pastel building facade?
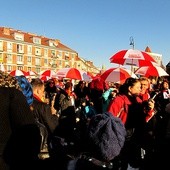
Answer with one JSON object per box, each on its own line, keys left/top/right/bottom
{"left": 0, "top": 27, "right": 100, "bottom": 75}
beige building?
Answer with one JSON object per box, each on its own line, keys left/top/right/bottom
{"left": 145, "top": 46, "right": 163, "bottom": 67}
{"left": 0, "top": 27, "right": 100, "bottom": 75}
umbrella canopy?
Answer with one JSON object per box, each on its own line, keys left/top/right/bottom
{"left": 100, "top": 67, "right": 137, "bottom": 84}
{"left": 79, "top": 70, "right": 92, "bottom": 82}
{"left": 40, "top": 70, "right": 56, "bottom": 78}
{"left": 39, "top": 75, "right": 51, "bottom": 82}
{"left": 135, "top": 65, "right": 169, "bottom": 77}
{"left": 56, "top": 68, "right": 82, "bottom": 80}
{"left": 27, "top": 71, "right": 38, "bottom": 76}
{"left": 10, "top": 70, "right": 28, "bottom": 76}
{"left": 110, "top": 49, "right": 157, "bottom": 67}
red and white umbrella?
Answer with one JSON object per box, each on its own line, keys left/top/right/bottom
{"left": 27, "top": 71, "right": 38, "bottom": 76}
{"left": 110, "top": 49, "right": 157, "bottom": 67}
{"left": 40, "top": 70, "right": 56, "bottom": 78}
{"left": 100, "top": 67, "right": 137, "bottom": 84}
{"left": 79, "top": 70, "right": 92, "bottom": 82}
{"left": 56, "top": 68, "right": 82, "bottom": 80}
{"left": 135, "top": 65, "right": 169, "bottom": 77}
{"left": 40, "top": 75, "right": 51, "bottom": 82}
{"left": 10, "top": 70, "right": 28, "bottom": 76}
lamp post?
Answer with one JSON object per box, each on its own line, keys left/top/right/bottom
{"left": 129, "top": 36, "right": 135, "bottom": 72}
{"left": 129, "top": 36, "right": 135, "bottom": 49}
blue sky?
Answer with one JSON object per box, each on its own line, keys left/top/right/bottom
{"left": 1, "top": 0, "right": 170, "bottom": 69}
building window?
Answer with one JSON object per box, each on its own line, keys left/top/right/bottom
{"left": 44, "top": 49, "right": 48, "bottom": 57}
{"left": 0, "top": 41, "right": 3, "bottom": 51}
{"left": 28, "top": 67, "right": 31, "bottom": 71}
{"left": 57, "top": 51, "right": 62, "bottom": 58}
{"left": 35, "top": 67, "right": 40, "bottom": 73}
{"left": 27, "top": 45, "right": 32, "bottom": 54}
{"left": 0, "top": 53, "right": 3, "bottom": 62}
{"left": 65, "top": 52, "right": 69, "bottom": 60}
{"left": 17, "top": 66, "right": 23, "bottom": 70}
{"left": 7, "top": 65, "right": 12, "bottom": 72}
{"left": 17, "top": 44, "right": 24, "bottom": 53}
{"left": 44, "top": 58, "right": 48, "bottom": 65}
{"left": 6, "top": 54, "right": 12, "bottom": 62}
{"left": 14, "top": 33, "right": 24, "bottom": 41}
{"left": 35, "top": 58, "right": 40, "bottom": 66}
{"left": 33, "top": 37, "right": 41, "bottom": 44}
{"left": 49, "top": 40, "right": 54, "bottom": 47}
{"left": 27, "top": 56, "right": 32, "bottom": 62}
{"left": 17, "top": 55, "right": 23, "bottom": 62}
{"left": 35, "top": 47, "right": 41, "bottom": 55}
{"left": 7, "top": 42, "right": 12, "bottom": 51}
{"left": 51, "top": 50, "right": 56, "bottom": 58}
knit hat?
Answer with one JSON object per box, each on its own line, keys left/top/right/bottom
{"left": 16, "top": 76, "right": 33, "bottom": 106}
{"left": 87, "top": 112, "right": 126, "bottom": 161}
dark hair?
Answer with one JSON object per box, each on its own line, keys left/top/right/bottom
{"left": 119, "top": 77, "right": 139, "bottom": 95}
{"left": 64, "top": 82, "right": 72, "bottom": 90}
{"left": 31, "top": 78, "right": 44, "bottom": 88}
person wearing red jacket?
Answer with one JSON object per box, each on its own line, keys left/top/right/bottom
{"left": 107, "top": 77, "right": 155, "bottom": 170}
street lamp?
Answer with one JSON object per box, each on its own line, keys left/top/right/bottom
{"left": 129, "top": 36, "right": 135, "bottom": 72}
{"left": 129, "top": 36, "right": 135, "bottom": 49}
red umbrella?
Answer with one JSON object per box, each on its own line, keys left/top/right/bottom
{"left": 100, "top": 67, "right": 137, "bottom": 84}
{"left": 110, "top": 49, "right": 157, "bottom": 67}
{"left": 135, "top": 65, "right": 169, "bottom": 77}
{"left": 10, "top": 70, "right": 28, "bottom": 76}
{"left": 40, "top": 70, "right": 56, "bottom": 78}
{"left": 56, "top": 68, "right": 82, "bottom": 80}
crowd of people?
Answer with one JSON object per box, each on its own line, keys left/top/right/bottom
{"left": 0, "top": 70, "right": 170, "bottom": 170}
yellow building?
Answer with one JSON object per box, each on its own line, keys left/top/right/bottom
{"left": 0, "top": 27, "right": 100, "bottom": 75}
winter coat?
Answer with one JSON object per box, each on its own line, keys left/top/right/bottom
{"left": 0, "top": 87, "right": 41, "bottom": 170}
{"left": 32, "top": 97, "right": 59, "bottom": 134}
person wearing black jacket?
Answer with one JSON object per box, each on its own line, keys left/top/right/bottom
{"left": 0, "top": 71, "right": 41, "bottom": 170}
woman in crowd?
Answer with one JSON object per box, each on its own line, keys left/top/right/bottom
{"left": 107, "top": 77, "right": 155, "bottom": 170}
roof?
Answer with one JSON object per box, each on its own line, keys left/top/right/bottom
{"left": 0, "top": 27, "right": 77, "bottom": 53}
{"left": 145, "top": 46, "right": 152, "bottom": 53}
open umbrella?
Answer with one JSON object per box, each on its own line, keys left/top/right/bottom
{"left": 100, "top": 67, "right": 137, "bottom": 84}
{"left": 40, "top": 70, "right": 56, "bottom": 78}
{"left": 135, "top": 65, "right": 169, "bottom": 77}
{"left": 27, "top": 71, "right": 38, "bottom": 77}
{"left": 40, "top": 75, "right": 51, "bottom": 82}
{"left": 10, "top": 70, "right": 28, "bottom": 76}
{"left": 110, "top": 49, "right": 157, "bottom": 67}
{"left": 79, "top": 70, "right": 92, "bottom": 82}
{"left": 56, "top": 68, "right": 82, "bottom": 80}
